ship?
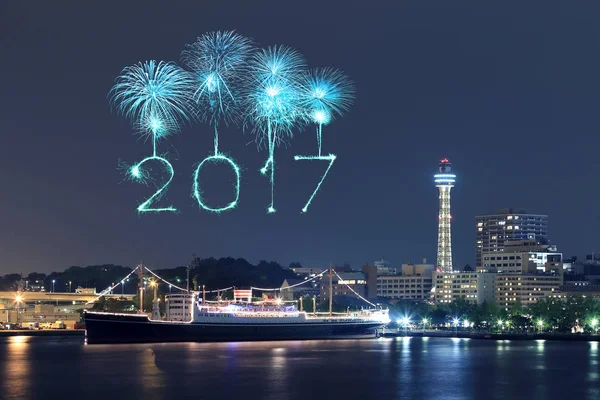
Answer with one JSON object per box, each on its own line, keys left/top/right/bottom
{"left": 84, "top": 293, "right": 390, "bottom": 344}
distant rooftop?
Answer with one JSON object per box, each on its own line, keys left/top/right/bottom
{"left": 479, "top": 208, "right": 547, "bottom": 216}
{"left": 496, "top": 208, "right": 545, "bottom": 215}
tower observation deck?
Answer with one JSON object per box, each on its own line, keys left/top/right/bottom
{"left": 434, "top": 158, "right": 456, "bottom": 273}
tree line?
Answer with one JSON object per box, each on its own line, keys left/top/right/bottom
{"left": 1, "top": 257, "right": 300, "bottom": 294}
{"left": 388, "top": 296, "right": 600, "bottom": 333}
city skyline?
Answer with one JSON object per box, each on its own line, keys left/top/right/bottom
{"left": 2, "top": 1, "right": 600, "bottom": 274}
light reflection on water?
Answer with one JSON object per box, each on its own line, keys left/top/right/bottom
{"left": 268, "top": 348, "right": 289, "bottom": 400}
{"left": 0, "top": 337, "right": 599, "bottom": 400}
{"left": 589, "top": 341, "right": 600, "bottom": 399}
{"left": 3, "top": 336, "right": 32, "bottom": 399}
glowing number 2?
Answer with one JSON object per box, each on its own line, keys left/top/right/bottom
{"left": 132, "top": 156, "right": 177, "bottom": 213}
{"left": 294, "top": 154, "right": 337, "bottom": 213}
{"left": 193, "top": 154, "right": 241, "bottom": 213}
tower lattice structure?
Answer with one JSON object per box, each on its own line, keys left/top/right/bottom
{"left": 434, "top": 159, "right": 456, "bottom": 273}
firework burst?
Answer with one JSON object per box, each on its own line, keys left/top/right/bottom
{"left": 299, "top": 67, "right": 354, "bottom": 155}
{"left": 245, "top": 45, "right": 306, "bottom": 148}
{"left": 182, "top": 31, "right": 253, "bottom": 132}
{"left": 245, "top": 45, "right": 306, "bottom": 213}
{"left": 134, "top": 112, "right": 179, "bottom": 143}
{"left": 110, "top": 60, "right": 194, "bottom": 154}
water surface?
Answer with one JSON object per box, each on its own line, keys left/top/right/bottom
{"left": 0, "top": 336, "right": 598, "bottom": 399}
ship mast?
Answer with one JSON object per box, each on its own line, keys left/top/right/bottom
{"left": 186, "top": 265, "right": 190, "bottom": 294}
{"left": 137, "top": 263, "right": 144, "bottom": 313}
{"left": 329, "top": 263, "right": 333, "bottom": 318}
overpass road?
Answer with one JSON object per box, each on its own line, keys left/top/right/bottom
{"left": 0, "top": 291, "right": 135, "bottom": 303}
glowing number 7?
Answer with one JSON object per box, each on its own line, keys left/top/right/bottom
{"left": 293, "top": 154, "right": 337, "bottom": 213}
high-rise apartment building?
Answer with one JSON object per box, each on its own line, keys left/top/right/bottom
{"left": 475, "top": 208, "right": 548, "bottom": 267}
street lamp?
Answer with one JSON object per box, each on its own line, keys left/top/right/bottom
{"left": 69, "top": 281, "right": 72, "bottom": 292}
{"left": 398, "top": 316, "right": 410, "bottom": 335}
{"left": 149, "top": 280, "right": 158, "bottom": 301}
{"left": 52, "top": 280, "right": 55, "bottom": 293}
{"left": 537, "top": 319, "right": 544, "bottom": 334}
{"left": 591, "top": 318, "right": 598, "bottom": 334}
{"left": 453, "top": 318, "right": 460, "bottom": 335}
{"left": 15, "top": 294, "right": 23, "bottom": 327}
{"left": 497, "top": 319, "right": 503, "bottom": 332}
{"left": 422, "top": 317, "right": 428, "bottom": 332}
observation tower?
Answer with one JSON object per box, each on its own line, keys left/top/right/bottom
{"left": 434, "top": 158, "right": 456, "bottom": 273}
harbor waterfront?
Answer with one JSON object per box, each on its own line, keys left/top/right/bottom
{"left": 3, "top": 329, "right": 600, "bottom": 342}
{"left": 382, "top": 330, "right": 600, "bottom": 342}
{"left": 1, "top": 336, "right": 599, "bottom": 400}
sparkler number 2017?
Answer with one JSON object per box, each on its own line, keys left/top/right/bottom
{"left": 110, "top": 31, "right": 354, "bottom": 214}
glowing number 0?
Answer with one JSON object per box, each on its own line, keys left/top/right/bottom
{"left": 131, "top": 156, "right": 177, "bottom": 213}
{"left": 193, "top": 154, "right": 241, "bottom": 213}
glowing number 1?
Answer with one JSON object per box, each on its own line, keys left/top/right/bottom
{"left": 293, "top": 154, "right": 337, "bottom": 213}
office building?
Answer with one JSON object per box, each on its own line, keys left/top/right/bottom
{"left": 319, "top": 272, "right": 367, "bottom": 301}
{"left": 560, "top": 282, "right": 600, "bottom": 298}
{"left": 433, "top": 272, "right": 496, "bottom": 304}
{"left": 481, "top": 239, "right": 562, "bottom": 273}
{"left": 495, "top": 273, "right": 564, "bottom": 310}
{"left": 475, "top": 208, "right": 548, "bottom": 267}
{"left": 375, "top": 260, "right": 435, "bottom": 300}
{"left": 376, "top": 276, "right": 433, "bottom": 300}
{"left": 374, "top": 259, "right": 397, "bottom": 275}
{"left": 288, "top": 267, "right": 324, "bottom": 277}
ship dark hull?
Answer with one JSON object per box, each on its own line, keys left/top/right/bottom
{"left": 84, "top": 312, "right": 384, "bottom": 344}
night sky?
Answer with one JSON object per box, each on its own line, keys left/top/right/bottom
{"left": 2, "top": 1, "right": 600, "bottom": 275}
